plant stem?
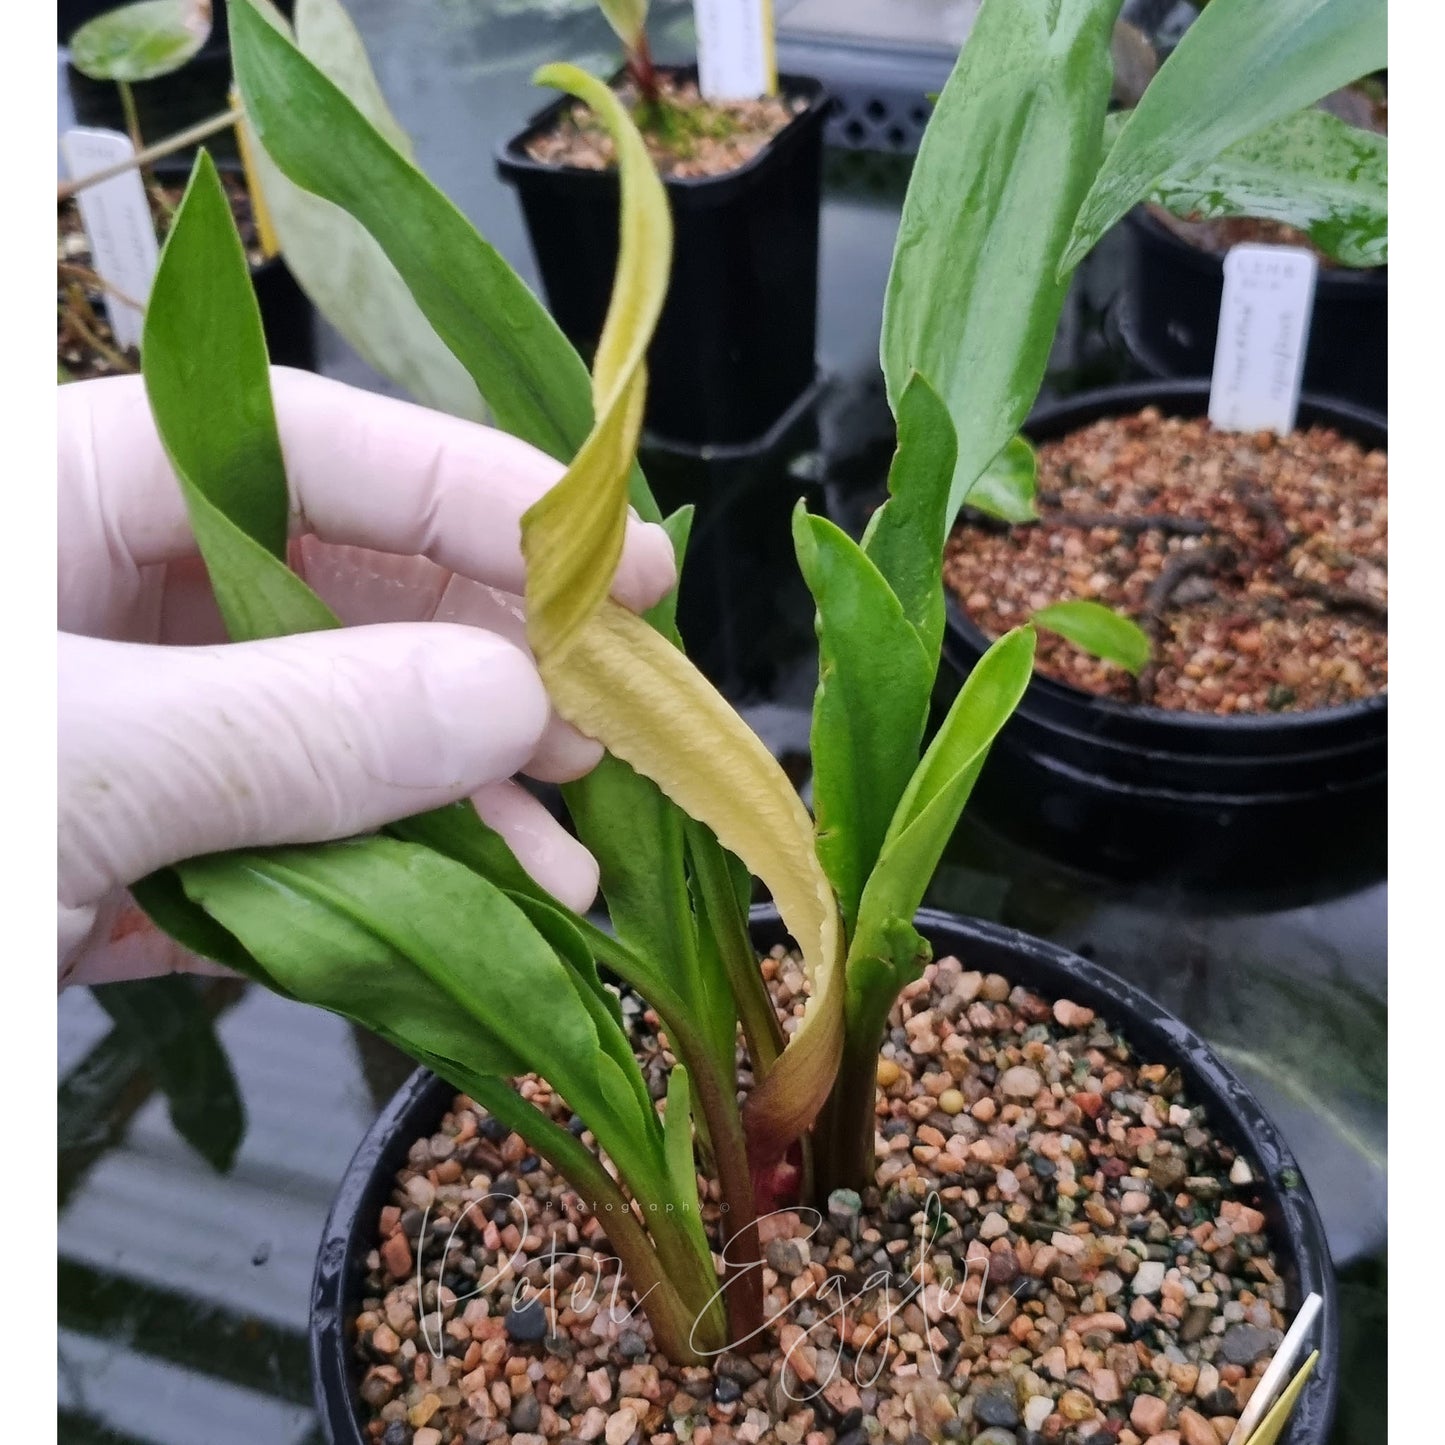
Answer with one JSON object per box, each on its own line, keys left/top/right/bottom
{"left": 686, "top": 833, "right": 785, "bottom": 1080}
{"left": 58, "top": 107, "right": 242, "bottom": 202}
{"left": 116, "top": 80, "right": 144, "bottom": 154}
{"left": 809, "top": 1009, "right": 886, "bottom": 1204}
{"left": 627, "top": 32, "right": 662, "bottom": 111}
{"left": 680, "top": 1045, "right": 765, "bottom": 1344}
{"left": 460, "top": 1072, "right": 728, "bottom": 1360}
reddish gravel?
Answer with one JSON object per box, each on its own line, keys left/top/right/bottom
{"left": 944, "top": 407, "right": 1387, "bottom": 715}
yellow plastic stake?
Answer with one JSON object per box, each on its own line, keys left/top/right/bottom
{"left": 761, "top": 0, "right": 778, "bottom": 95}
{"left": 1237, "top": 1351, "right": 1319, "bottom": 1445}
{"left": 230, "top": 86, "right": 281, "bottom": 260}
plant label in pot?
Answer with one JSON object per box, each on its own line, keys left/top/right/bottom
{"left": 695, "top": 0, "right": 774, "bottom": 98}
{"left": 1209, "top": 244, "right": 1319, "bottom": 434}
{"left": 60, "top": 127, "right": 159, "bottom": 349}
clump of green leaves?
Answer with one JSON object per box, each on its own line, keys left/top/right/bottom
{"left": 133, "top": 0, "right": 1383, "bottom": 1373}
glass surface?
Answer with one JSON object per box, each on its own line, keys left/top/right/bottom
{"left": 58, "top": 2, "right": 1385, "bottom": 1440}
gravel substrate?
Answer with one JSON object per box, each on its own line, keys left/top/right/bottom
{"left": 944, "top": 407, "right": 1387, "bottom": 715}
{"left": 351, "top": 949, "right": 1296, "bottom": 1445}
{"left": 524, "top": 75, "right": 804, "bottom": 179}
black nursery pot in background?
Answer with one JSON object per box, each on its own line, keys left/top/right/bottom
{"left": 62, "top": 1, "right": 297, "bottom": 146}
{"left": 309, "top": 907, "right": 1338, "bottom": 1445}
{"left": 941, "top": 380, "right": 1386, "bottom": 889}
{"left": 1122, "top": 207, "right": 1388, "bottom": 414}
{"left": 497, "top": 69, "right": 828, "bottom": 454}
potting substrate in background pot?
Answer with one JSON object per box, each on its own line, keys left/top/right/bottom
{"left": 58, "top": 155, "right": 318, "bottom": 375}
{"left": 939, "top": 380, "right": 1386, "bottom": 889}
{"left": 497, "top": 69, "right": 828, "bottom": 455}
{"left": 1120, "top": 206, "right": 1387, "bottom": 415}
{"left": 310, "top": 907, "right": 1338, "bottom": 1445}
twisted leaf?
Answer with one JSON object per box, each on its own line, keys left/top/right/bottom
{"left": 521, "top": 62, "right": 672, "bottom": 667}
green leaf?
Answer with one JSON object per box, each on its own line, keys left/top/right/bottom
{"left": 860, "top": 371, "right": 958, "bottom": 657}
{"left": 882, "top": 0, "right": 1119, "bottom": 518}
{"left": 850, "top": 626, "right": 1037, "bottom": 995}
{"left": 644, "top": 506, "right": 693, "bottom": 639}
{"left": 230, "top": 0, "right": 595, "bottom": 461}
{"left": 598, "top": 0, "right": 649, "bottom": 49}
{"left": 176, "top": 838, "right": 672, "bottom": 1200}
{"left": 794, "top": 507, "right": 933, "bottom": 933}
{"left": 1031, "top": 599, "right": 1150, "bottom": 675}
{"left": 1126, "top": 105, "right": 1387, "bottom": 268}
{"left": 660, "top": 1065, "right": 716, "bottom": 1291}
{"left": 387, "top": 801, "right": 542, "bottom": 900}
{"left": 69, "top": 0, "right": 211, "bottom": 83}
{"left": 244, "top": 0, "right": 489, "bottom": 419}
{"left": 564, "top": 756, "right": 700, "bottom": 1007}
{"left": 142, "top": 150, "right": 339, "bottom": 640}
{"left": 684, "top": 819, "right": 769, "bottom": 1071}
{"left": 91, "top": 976, "right": 246, "bottom": 1173}
{"left": 1063, "top": 0, "right": 1388, "bottom": 268}
{"left": 967, "top": 434, "right": 1039, "bottom": 525}
{"left": 130, "top": 868, "right": 279, "bottom": 990}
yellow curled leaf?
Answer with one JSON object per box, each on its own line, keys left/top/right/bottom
{"left": 522, "top": 62, "right": 672, "bottom": 667}
{"left": 543, "top": 600, "right": 845, "bottom": 1161}
{"left": 519, "top": 64, "right": 844, "bottom": 1161}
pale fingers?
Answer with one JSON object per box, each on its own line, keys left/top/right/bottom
{"left": 470, "top": 780, "right": 600, "bottom": 915}
{"left": 57, "top": 371, "right": 676, "bottom": 639}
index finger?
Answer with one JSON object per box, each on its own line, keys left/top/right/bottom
{"left": 58, "top": 369, "right": 677, "bottom": 636}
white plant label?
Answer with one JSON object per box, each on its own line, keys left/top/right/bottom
{"left": 1208, "top": 243, "right": 1318, "bottom": 434}
{"left": 60, "top": 128, "right": 159, "bottom": 353}
{"left": 696, "top": 0, "right": 776, "bottom": 101}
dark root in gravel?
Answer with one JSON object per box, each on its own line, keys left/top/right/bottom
{"left": 945, "top": 406, "right": 1387, "bottom": 716}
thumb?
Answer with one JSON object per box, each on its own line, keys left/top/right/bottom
{"left": 59, "top": 625, "right": 551, "bottom": 918}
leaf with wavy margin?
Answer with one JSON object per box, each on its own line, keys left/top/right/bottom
{"left": 521, "top": 62, "right": 672, "bottom": 667}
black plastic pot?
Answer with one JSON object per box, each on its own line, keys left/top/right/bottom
{"left": 310, "top": 906, "right": 1338, "bottom": 1445}
{"left": 1121, "top": 206, "right": 1387, "bottom": 414}
{"left": 62, "top": 2, "right": 296, "bottom": 145}
{"left": 942, "top": 379, "right": 1386, "bottom": 887}
{"left": 497, "top": 68, "right": 827, "bottom": 454}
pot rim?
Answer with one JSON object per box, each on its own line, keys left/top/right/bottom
{"left": 495, "top": 63, "right": 830, "bottom": 192}
{"left": 1124, "top": 204, "right": 1388, "bottom": 290}
{"left": 309, "top": 906, "right": 1339, "bottom": 1445}
{"left": 946, "top": 378, "right": 1387, "bottom": 738}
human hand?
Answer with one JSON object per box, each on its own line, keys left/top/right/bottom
{"left": 59, "top": 368, "right": 676, "bottom": 988}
